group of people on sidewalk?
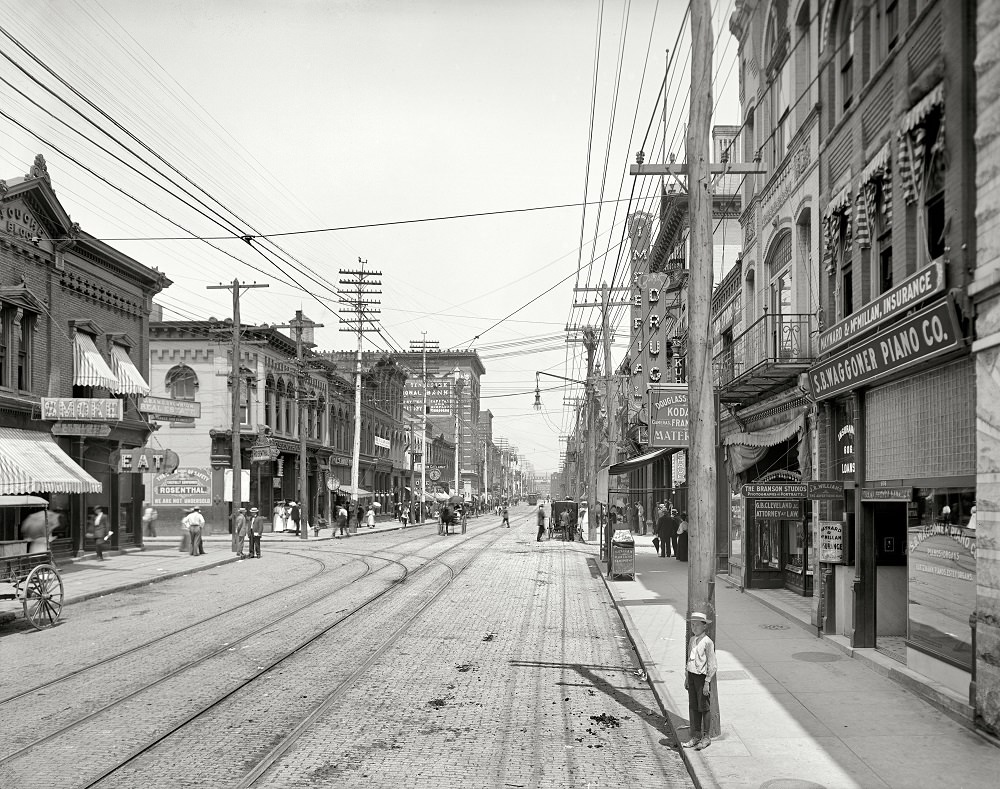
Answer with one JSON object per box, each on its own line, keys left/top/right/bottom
{"left": 234, "top": 507, "right": 266, "bottom": 559}
{"left": 653, "top": 503, "right": 688, "bottom": 561}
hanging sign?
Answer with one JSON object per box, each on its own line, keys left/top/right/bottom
{"left": 51, "top": 422, "right": 111, "bottom": 437}
{"left": 111, "top": 448, "right": 179, "bottom": 474}
{"left": 42, "top": 397, "right": 122, "bottom": 421}
{"left": 807, "top": 480, "right": 844, "bottom": 499}
{"left": 137, "top": 396, "right": 201, "bottom": 420}
{"left": 753, "top": 499, "right": 803, "bottom": 520}
{"left": 647, "top": 384, "right": 689, "bottom": 448}
{"left": 742, "top": 482, "right": 808, "bottom": 498}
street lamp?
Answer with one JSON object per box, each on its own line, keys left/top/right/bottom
{"left": 533, "top": 371, "right": 587, "bottom": 411}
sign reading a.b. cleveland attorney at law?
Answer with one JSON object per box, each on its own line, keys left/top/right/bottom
{"left": 818, "top": 259, "right": 944, "bottom": 355}
{"left": 808, "top": 297, "right": 963, "bottom": 401}
{"left": 648, "top": 385, "right": 689, "bottom": 448}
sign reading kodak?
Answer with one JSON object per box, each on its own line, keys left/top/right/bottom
{"left": 808, "top": 297, "right": 963, "bottom": 401}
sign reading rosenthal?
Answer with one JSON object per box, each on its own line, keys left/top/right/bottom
{"left": 42, "top": 397, "right": 123, "bottom": 421}
{"left": 808, "top": 297, "right": 962, "bottom": 401}
{"left": 648, "top": 384, "right": 689, "bottom": 448}
{"left": 818, "top": 259, "right": 944, "bottom": 355}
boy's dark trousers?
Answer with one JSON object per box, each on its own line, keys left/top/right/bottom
{"left": 686, "top": 671, "right": 710, "bottom": 740}
{"left": 249, "top": 534, "right": 261, "bottom": 558}
{"left": 537, "top": 522, "right": 545, "bottom": 541}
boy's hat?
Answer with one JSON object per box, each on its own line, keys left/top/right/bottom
{"left": 250, "top": 507, "right": 259, "bottom": 513}
{"left": 688, "top": 611, "right": 711, "bottom": 624}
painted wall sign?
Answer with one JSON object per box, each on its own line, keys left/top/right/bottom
{"left": 817, "top": 259, "right": 944, "bottom": 354}
{"left": 807, "top": 480, "right": 845, "bottom": 500}
{"left": 819, "top": 520, "right": 846, "bottom": 563}
{"left": 861, "top": 487, "right": 912, "bottom": 501}
{"left": 137, "top": 395, "right": 201, "bottom": 420}
{"left": 753, "top": 499, "right": 803, "bottom": 520}
{"left": 42, "top": 397, "right": 122, "bottom": 421}
{"left": 808, "top": 297, "right": 963, "bottom": 401}
{"left": 151, "top": 467, "right": 212, "bottom": 506}
{"left": 647, "top": 384, "right": 689, "bottom": 448}
{"left": 741, "top": 482, "right": 808, "bottom": 498}
{"left": 111, "top": 448, "right": 179, "bottom": 474}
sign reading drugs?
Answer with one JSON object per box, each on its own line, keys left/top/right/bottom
{"left": 647, "top": 385, "right": 689, "bottom": 448}
{"left": 808, "top": 298, "right": 963, "bottom": 401}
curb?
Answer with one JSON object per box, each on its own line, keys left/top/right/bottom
{"left": 589, "top": 557, "right": 712, "bottom": 789}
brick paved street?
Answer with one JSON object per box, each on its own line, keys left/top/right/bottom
{"left": 0, "top": 514, "right": 692, "bottom": 788}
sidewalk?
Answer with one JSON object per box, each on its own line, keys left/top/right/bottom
{"left": 598, "top": 534, "right": 1000, "bottom": 789}
{"left": 0, "top": 516, "right": 438, "bottom": 626}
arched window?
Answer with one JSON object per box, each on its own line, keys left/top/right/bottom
{"left": 166, "top": 365, "right": 198, "bottom": 400}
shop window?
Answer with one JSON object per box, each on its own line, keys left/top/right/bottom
{"left": 16, "top": 312, "right": 33, "bottom": 390}
{"left": 0, "top": 308, "right": 8, "bottom": 388}
{"left": 757, "top": 520, "right": 781, "bottom": 569}
{"left": 166, "top": 365, "right": 198, "bottom": 400}
{"left": 879, "top": 234, "right": 893, "bottom": 294}
{"left": 837, "top": 0, "right": 856, "bottom": 115}
{"left": 886, "top": 0, "right": 899, "bottom": 50}
{"left": 842, "top": 262, "right": 854, "bottom": 316}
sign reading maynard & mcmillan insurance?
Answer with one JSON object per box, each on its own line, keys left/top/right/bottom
{"left": 808, "top": 297, "right": 963, "bottom": 401}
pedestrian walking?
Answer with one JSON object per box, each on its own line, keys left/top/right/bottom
{"left": 400, "top": 505, "right": 409, "bottom": 528}
{"left": 235, "top": 507, "right": 248, "bottom": 559}
{"left": 668, "top": 507, "right": 681, "bottom": 556}
{"left": 536, "top": 504, "right": 545, "bottom": 541}
{"left": 366, "top": 505, "right": 376, "bottom": 529}
{"left": 636, "top": 501, "right": 645, "bottom": 535}
{"left": 654, "top": 504, "right": 674, "bottom": 557}
{"left": 272, "top": 502, "right": 284, "bottom": 533}
{"left": 682, "top": 612, "right": 717, "bottom": 751}
{"left": 184, "top": 506, "right": 206, "bottom": 556}
{"left": 142, "top": 503, "right": 158, "bottom": 538}
{"left": 289, "top": 501, "right": 301, "bottom": 536}
{"left": 336, "top": 504, "right": 349, "bottom": 537}
{"left": 501, "top": 504, "right": 510, "bottom": 528}
{"left": 92, "top": 506, "right": 110, "bottom": 562}
{"left": 356, "top": 505, "right": 365, "bottom": 531}
{"left": 558, "top": 508, "right": 570, "bottom": 541}
{"left": 179, "top": 511, "right": 191, "bottom": 553}
{"left": 248, "top": 507, "right": 264, "bottom": 558}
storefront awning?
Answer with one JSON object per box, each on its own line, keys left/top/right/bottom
{"left": 110, "top": 345, "right": 151, "bottom": 396}
{"left": 722, "top": 410, "right": 810, "bottom": 493}
{"left": 606, "top": 446, "right": 672, "bottom": 476}
{"left": 338, "top": 485, "right": 372, "bottom": 498}
{"left": 73, "top": 332, "right": 118, "bottom": 390}
{"left": 0, "top": 427, "right": 102, "bottom": 495}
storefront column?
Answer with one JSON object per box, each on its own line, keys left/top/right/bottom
{"left": 851, "top": 389, "right": 876, "bottom": 648}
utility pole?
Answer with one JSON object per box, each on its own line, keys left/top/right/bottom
{"left": 272, "top": 311, "right": 324, "bottom": 540}
{"left": 338, "top": 260, "right": 381, "bottom": 522}
{"left": 207, "top": 279, "right": 268, "bottom": 552}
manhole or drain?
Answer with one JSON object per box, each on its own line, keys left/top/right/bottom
{"left": 760, "top": 624, "right": 790, "bottom": 630}
{"left": 760, "top": 780, "right": 828, "bottom": 789}
{"left": 791, "top": 651, "right": 841, "bottom": 663}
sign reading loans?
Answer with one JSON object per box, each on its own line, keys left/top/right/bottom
{"left": 647, "top": 385, "right": 689, "bottom": 448}
{"left": 807, "top": 297, "right": 963, "bottom": 401}
{"left": 817, "top": 259, "right": 944, "bottom": 354}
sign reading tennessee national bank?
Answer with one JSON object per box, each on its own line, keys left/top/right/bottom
{"left": 808, "top": 297, "right": 962, "bottom": 401}
{"left": 817, "top": 259, "right": 944, "bottom": 355}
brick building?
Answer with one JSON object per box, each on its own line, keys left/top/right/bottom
{"left": 0, "top": 156, "right": 169, "bottom": 556}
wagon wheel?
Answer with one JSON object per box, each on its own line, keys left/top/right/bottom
{"left": 22, "top": 564, "right": 64, "bottom": 630}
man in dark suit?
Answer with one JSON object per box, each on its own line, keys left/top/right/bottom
{"left": 289, "top": 501, "right": 301, "bottom": 536}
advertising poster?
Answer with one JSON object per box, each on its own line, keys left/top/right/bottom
{"left": 152, "top": 467, "right": 213, "bottom": 507}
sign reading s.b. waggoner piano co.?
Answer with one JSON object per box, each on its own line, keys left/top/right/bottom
{"left": 808, "top": 298, "right": 963, "bottom": 401}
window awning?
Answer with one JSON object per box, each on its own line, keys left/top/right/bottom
{"left": 0, "top": 427, "right": 102, "bottom": 495}
{"left": 73, "top": 333, "right": 118, "bottom": 390}
{"left": 606, "top": 446, "right": 673, "bottom": 476}
{"left": 338, "top": 485, "right": 372, "bottom": 497}
{"left": 110, "top": 345, "right": 151, "bottom": 396}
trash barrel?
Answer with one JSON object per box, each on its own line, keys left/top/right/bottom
{"left": 610, "top": 530, "right": 635, "bottom": 580}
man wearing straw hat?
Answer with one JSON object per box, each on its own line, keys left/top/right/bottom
{"left": 248, "top": 507, "right": 264, "bottom": 558}
{"left": 682, "top": 611, "right": 717, "bottom": 751}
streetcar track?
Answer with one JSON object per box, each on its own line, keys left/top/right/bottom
{"left": 79, "top": 519, "right": 513, "bottom": 789}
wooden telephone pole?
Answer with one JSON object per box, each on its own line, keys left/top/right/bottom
{"left": 338, "top": 260, "right": 381, "bottom": 520}
{"left": 207, "top": 279, "right": 268, "bottom": 551}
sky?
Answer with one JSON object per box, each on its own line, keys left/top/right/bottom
{"left": 0, "top": 0, "right": 740, "bottom": 474}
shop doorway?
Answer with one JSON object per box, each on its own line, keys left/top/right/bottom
{"left": 872, "top": 502, "right": 908, "bottom": 663}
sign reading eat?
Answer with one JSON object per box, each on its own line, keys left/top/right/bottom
{"left": 111, "top": 448, "right": 180, "bottom": 474}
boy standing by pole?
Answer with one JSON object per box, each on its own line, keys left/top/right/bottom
{"left": 248, "top": 507, "right": 264, "bottom": 558}
{"left": 682, "top": 612, "right": 717, "bottom": 750}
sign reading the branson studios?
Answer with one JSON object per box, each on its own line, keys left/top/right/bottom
{"left": 817, "top": 259, "right": 944, "bottom": 355}
{"left": 647, "top": 385, "right": 689, "bottom": 448}
{"left": 808, "top": 298, "right": 963, "bottom": 401}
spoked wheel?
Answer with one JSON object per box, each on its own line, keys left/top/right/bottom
{"left": 22, "top": 564, "right": 64, "bottom": 630}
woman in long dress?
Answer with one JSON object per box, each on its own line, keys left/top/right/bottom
{"left": 272, "top": 502, "right": 284, "bottom": 533}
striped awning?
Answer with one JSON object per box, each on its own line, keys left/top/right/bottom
{"left": 0, "top": 427, "right": 102, "bottom": 495}
{"left": 110, "top": 345, "right": 151, "bottom": 396}
{"left": 73, "top": 332, "right": 117, "bottom": 390}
